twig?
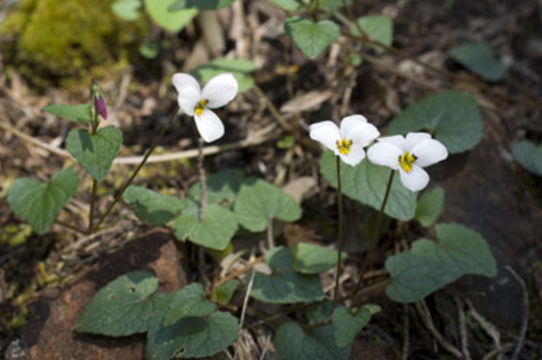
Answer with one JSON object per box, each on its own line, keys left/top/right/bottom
{"left": 88, "top": 179, "right": 98, "bottom": 233}
{"left": 215, "top": 255, "right": 265, "bottom": 287}
{"left": 506, "top": 265, "right": 529, "bottom": 360}
{"left": 266, "top": 217, "right": 275, "bottom": 249}
{"left": 252, "top": 85, "right": 292, "bottom": 132}
{"left": 455, "top": 296, "right": 471, "bottom": 360}
{"left": 482, "top": 344, "right": 516, "bottom": 360}
{"left": 466, "top": 299, "right": 503, "bottom": 360}
{"left": 233, "top": 270, "right": 256, "bottom": 360}
{"left": 415, "top": 300, "right": 463, "bottom": 358}
{"left": 402, "top": 304, "right": 410, "bottom": 360}
{"left": 53, "top": 220, "right": 86, "bottom": 235}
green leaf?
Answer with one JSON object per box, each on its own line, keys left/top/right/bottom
{"left": 274, "top": 322, "right": 351, "bottom": 359}
{"left": 168, "top": 0, "right": 235, "bottom": 10}
{"left": 76, "top": 271, "right": 158, "bottom": 336}
{"left": 170, "top": 204, "right": 238, "bottom": 250}
{"left": 319, "top": 151, "right": 417, "bottom": 220}
{"left": 291, "top": 242, "right": 346, "bottom": 274}
{"left": 147, "top": 309, "right": 239, "bottom": 360}
{"left": 144, "top": 0, "right": 198, "bottom": 32}
{"left": 271, "top": 0, "right": 301, "bottom": 11}
{"left": 234, "top": 179, "right": 302, "bottom": 232}
{"left": 65, "top": 126, "right": 122, "bottom": 181}
{"left": 356, "top": 15, "right": 393, "bottom": 53}
{"left": 386, "top": 223, "right": 497, "bottom": 303}
{"left": 139, "top": 39, "right": 160, "bottom": 59}
{"left": 212, "top": 279, "right": 239, "bottom": 305}
{"left": 306, "top": 301, "right": 333, "bottom": 325}
{"left": 448, "top": 43, "right": 505, "bottom": 82}
{"left": 192, "top": 58, "right": 257, "bottom": 93}
{"left": 112, "top": 0, "right": 142, "bottom": 21}
{"left": 284, "top": 17, "right": 340, "bottom": 59}
{"left": 123, "top": 185, "right": 187, "bottom": 226}
{"left": 415, "top": 187, "right": 445, "bottom": 227}
{"left": 332, "top": 304, "right": 380, "bottom": 347}
{"left": 7, "top": 169, "right": 79, "bottom": 235}
{"left": 163, "top": 284, "right": 216, "bottom": 326}
{"left": 188, "top": 169, "right": 244, "bottom": 208}
{"left": 42, "top": 104, "right": 92, "bottom": 125}
{"left": 250, "top": 247, "right": 323, "bottom": 304}
{"left": 387, "top": 90, "right": 483, "bottom": 154}
{"left": 512, "top": 140, "right": 542, "bottom": 176}
{"left": 318, "top": 0, "right": 351, "bottom": 12}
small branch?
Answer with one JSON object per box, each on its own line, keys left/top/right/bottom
{"left": 266, "top": 217, "right": 275, "bottom": 249}
{"left": 506, "top": 266, "right": 528, "bottom": 360}
{"left": 215, "top": 255, "right": 265, "bottom": 287}
{"left": 54, "top": 219, "right": 86, "bottom": 235}
{"left": 232, "top": 270, "right": 256, "bottom": 360}
{"left": 415, "top": 300, "right": 463, "bottom": 358}
{"left": 252, "top": 85, "right": 293, "bottom": 133}
{"left": 466, "top": 299, "right": 503, "bottom": 360}
{"left": 455, "top": 296, "right": 471, "bottom": 360}
{"left": 402, "top": 304, "right": 410, "bottom": 360}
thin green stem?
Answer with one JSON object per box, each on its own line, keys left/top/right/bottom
{"left": 88, "top": 179, "right": 98, "bottom": 233}
{"left": 333, "top": 156, "right": 344, "bottom": 303}
{"left": 92, "top": 109, "right": 178, "bottom": 231}
{"left": 197, "top": 137, "right": 207, "bottom": 220}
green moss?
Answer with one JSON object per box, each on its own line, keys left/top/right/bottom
{"left": 0, "top": 0, "right": 149, "bottom": 89}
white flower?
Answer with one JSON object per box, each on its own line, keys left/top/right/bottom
{"left": 367, "top": 132, "right": 448, "bottom": 192}
{"left": 172, "top": 72, "right": 238, "bottom": 143}
{"left": 309, "top": 115, "right": 380, "bottom": 166}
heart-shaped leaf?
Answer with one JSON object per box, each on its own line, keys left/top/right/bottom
{"left": 387, "top": 90, "right": 483, "bottom": 154}
{"left": 415, "top": 187, "right": 445, "bottom": 227}
{"left": 284, "top": 17, "right": 340, "bottom": 59}
{"left": 192, "top": 58, "right": 257, "bottom": 93}
{"left": 274, "top": 322, "right": 351, "bottom": 359}
{"left": 112, "top": 0, "right": 142, "bottom": 21}
{"left": 356, "top": 15, "right": 393, "bottom": 53}
{"left": 162, "top": 283, "right": 216, "bottom": 326}
{"left": 319, "top": 151, "right": 417, "bottom": 220}
{"left": 448, "top": 43, "right": 505, "bottom": 82}
{"left": 271, "top": 0, "right": 301, "bottom": 11}
{"left": 170, "top": 204, "right": 238, "bottom": 250}
{"left": 386, "top": 223, "right": 497, "bottom": 303}
{"left": 212, "top": 279, "right": 239, "bottom": 305}
{"left": 7, "top": 169, "right": 79, "bottom": 235}
{"left": 76, "top": 271, "right": 158, "bottom": 336}
{"left": 251, "top": 247, "right": 323, "bottom": 304}
{"left": 512, "top": 140, "right": 542, "bottom": 176}
{"left": 65, "top": 125, "right": 122, "bottom": 181}
{"left": 144, "top": 0, "right": 197, "bottom": 32}
{"left": 188, "top": 169, "right": 245, "bottom": 208}
{"left": 332, "top": 304, "right": 380, "bottom": 347}
{"left": 42, "top": 104, "right": 92, "bottom": 125}
{"left": 234, "top": 179, "right": 301, "bottom": 232}
{"left": 291, "top": 242, "right": 347, "bottom": 274}
{"left": 123, "top": 185, "right": 188, "bottom": 226}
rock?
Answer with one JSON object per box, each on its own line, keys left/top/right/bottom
{"left": 20, "top": 230, "right": 187, "bottom": 360}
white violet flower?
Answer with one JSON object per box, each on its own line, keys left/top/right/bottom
{"left": 309, "top": 115, "right": 380, "bottom": 166}
{"left": 172, "top": 72, "right": 238, "bottom": 143}
{"left": 367, "top": 132, "right": 448, "bottom": 192}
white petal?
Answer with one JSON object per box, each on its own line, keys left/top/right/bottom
{"left": 399, "top": 165, "right": 429, "bottom": 192}
{"left": 412, "top": 139, "right": 448, "bottom": 167}
{"left": 378, "top": 135, "right": 406, "bottom": 149}
{"left": 201, "top": 73, "right": 239, "bottom": 108}
{"left": 309, "top": 121, "right": 341, "bottom": 151}
{"left": 195, "top": 109, "right": 225, "bottom": 143}
{"left": 340, "top": 115, "right": 380, "bottom": 147}
{"left": 403, "top": 132, "right": 432, "bottom": 152}
{"left": 367, "top": 142, "right": 402, "bottom": 170}
{"left": 172, "top": 73, "right": 201, "bottom": 94}
{"left": 177, "top": 87, "right": 201, "bottom": 116}
{"left": 339, "top": 144, "right": 366, "bottom": 166}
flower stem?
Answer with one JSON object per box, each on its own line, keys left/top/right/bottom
{"left": 333, "top": 156, "right": 344, "bottom": 303}
{"left": 267, "top": 216, "right": 275, "bottom": 249}
{"left": 197, "top": 137, "right": 207, "bottom": 220}
{"left": 91, "top": 109, "right": 178, "bottom": 232}
{"left": 87, "top": 179, "right": 98, "bottom": 233}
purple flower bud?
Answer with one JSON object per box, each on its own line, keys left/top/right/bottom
{"left": 93, "top": 95, "right": 107, "bottom": 120}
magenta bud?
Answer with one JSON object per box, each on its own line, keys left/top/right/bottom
{"left": 94, "top": 95, "right": 107, "bottom": 120}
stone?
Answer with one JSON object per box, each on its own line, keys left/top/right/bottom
{"left": 20, "top": 230, "right": 186, "bottom": 360}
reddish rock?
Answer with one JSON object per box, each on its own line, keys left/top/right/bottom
{"left": 19, "top": 231, "right": 187, "bottom": 360}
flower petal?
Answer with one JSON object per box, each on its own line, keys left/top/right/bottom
{"left": 177, "top": 87, "right": 201, "bottom": 116}
{"left": 403, "top": 132, "right": 432, "bottom": 152}
{"left": 399, "top": 165, "right": 429, "bottom": 192}
{"left": 378, "top": 135, "right": 405, "bottom": 149}
{"left": 339, "top": 144, "right": 366, "bottom": 166}
{"left": 172, "top": 73, "right": 201, "bottom": 94}
{"left": 412, "top": 139, "right": 448, "bottom": 167}
{"left": 201, "top": 73, "right": 239, "bottom": 108}
{"left": 195, "top": 109, "right": 225, "bottom": 143}
{"left": 367, "top": 141, "right": 402, "bottom": 170}
{"left": 309, "top": 121, "right": 340, "bottom": 151}
{"left": 340, "top": 115, "right": 380, "bottom": 147}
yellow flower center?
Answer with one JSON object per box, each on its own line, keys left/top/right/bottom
{"left": 336, "top": 138, "right": 352, "bottom": 155}
{"left": 194, "top": 99, "right": 209, "bottom": 116}
{"left": 399, "top": 152, "right": 417, "bottom": 173}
